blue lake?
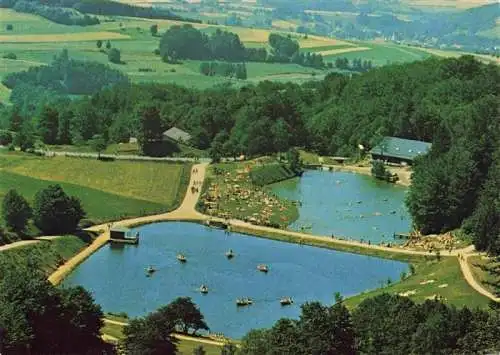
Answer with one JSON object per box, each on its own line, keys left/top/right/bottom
{"left": 62, "top": 222, "right": 408, "bottom": 338}
{"left": 271, "top": 170, "right": 411, "bottom": 244}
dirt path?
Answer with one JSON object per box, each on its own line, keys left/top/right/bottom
{"left": 459, "top": 253, "right": 500, "bottom": 302}
{"left": 0, "top": 236, "right": 61, "bottom": 252}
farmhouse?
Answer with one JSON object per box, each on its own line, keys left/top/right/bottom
{"left": 163, "top": 127, "right": 192, "bottom": 144}
{"left": 370, "top": 137, "right": 432, "bottom": 165}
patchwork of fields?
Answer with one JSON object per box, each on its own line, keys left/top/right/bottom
{"left": 0, "top": 7, "right": 487, "bottom": 95}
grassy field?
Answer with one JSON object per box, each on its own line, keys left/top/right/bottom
{"left": 0, "top": 153, "right": 189, "bottom": 204}
{"left": 0, "top": 9, "right": 347, "bottom": 91}
{"left": 0, "top": 235, "right": 87, "bottom": 276}
{"left": 0, "top": 152, "right": 190, "bottom": 223}
{"left": 323, "top": 41, "right": 432, "bottom": 66}
{"left": 344, "top": 256, "right": 490, "bottom": 309}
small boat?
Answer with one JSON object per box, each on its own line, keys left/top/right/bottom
{"left": 280, "top": 297, "right": 293, "bottom": 306}
{"left": 199, "top": 285, "right": 208, "bottom": 294}
{"left": 257, "top": 264, "right": 269, "bottom": 273}
{"left": 177, "top": 254, "right": 187, "bottom": 262}
{"left": 225, "top": 249, "right": 235, "bottom": 259}
{"left": 236, "top": 298, "right": 253, "bottom": 306}
{"left": 146, "top": 266, "right": 156, "bottom": 274}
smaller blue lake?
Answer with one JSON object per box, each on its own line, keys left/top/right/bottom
{"left": 271, "top": 170, "right": 411, "bottom": 244}
{"left": 62, "top": 222, "right": 408, "bottom": 338}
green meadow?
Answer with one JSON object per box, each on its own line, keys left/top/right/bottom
{"left": 0, "top": 152, "right": 190, "bottom": 223}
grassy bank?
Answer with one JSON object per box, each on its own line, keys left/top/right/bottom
{"left": 344, "top": 256, "right": 490, "bottom": 309}
{"left": 228, "top": 225, "right": 490, "bottom": 309}
{"left": 199, "top": 161, "right": 298, "bottom": 228}
{"left": 249, "top": 163, "right": 297, "bottom": 186}
{"left": 0, "top": 236, "right": 87, "bottom": 277}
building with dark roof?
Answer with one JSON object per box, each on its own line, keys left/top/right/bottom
{"left": 370, "top": 137, "right": 432, "bottom": 165}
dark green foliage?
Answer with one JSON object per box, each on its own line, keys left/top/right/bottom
{"left": 38, "top": 105, "right": 59, "bottom": 144}
{"left": 108, "top": 48, "right": 121, "bottom": 64}
{"left": 160, "top": 24, "right": 210, "bottom": 61}
{"left": 96, "top": 39, "right": 103, "bottom": 49}
{"left": 268, "top": 33, "right": 300, "bottom": 61}
{"left": 33, "top": 184, "right": 85, "bottom": 235}
{"left": 249, "top": 164, "right": 296, "bottom": 186}
{"left": 239, "top": 300, "right": 355, "bottom": 355}
{"left": 371, "top": 160, "right": 391, "bottom": 181}
{"left": 352, "top": 293, "right": 500, "bottom": 355}
{"left": 199, "top": 61, "right": 247, "bottom": 79}
{"left": 73, "top": 0, "right": 199, "bottom": 22}
{"left": 11, "top": 1, "right": 99, "bottom": 26}
{"left": 0, "top": 130, "right": 13, "bottom": 145}
{"left": 123, "top": 299, "right": 216, "bottom": 354}
{"left": 5, "top": 24, "right": 13, "bottom": 31}
{"left": 2, "top": 53, "right": 16, "bottom": 60}
{"left": 1, "top": 189, "right": 31, "bottom": 234}
{"left": 89, "top": 134, "right": 107, "bottom": 157}
{"left": 161, "top": 297, "right": 209, "bottom": 335}
{"left": 464, "top": 148, "right": 500, "bottom": 254}
{"left": 106, "top": 40, "right": 112, "bottom": 50}
{"left": 0, "top": 261, "right": 110, "bottom": 354}
{"left": 220, "top": 343, "right": 238, "bottom": 355}
{"left": 193, "top": 345, "right": 206, "bottom": 355}
{"left": 240, "top": 293, "right": 499, "bottom": 354}
{"left": 14, "top": 121, "right": 35, "bottom": 152}
{"left": 287, "top": 148, "right": 303, "bottom": 174}
{"left": 150, "top": 24, "right": 158, "bottom": 36}
{"left": 2, "top": 50, "right": 129, "bottom": 95}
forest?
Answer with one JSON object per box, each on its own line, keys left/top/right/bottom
{"left": 10, "top": 0, "right": 99, "bottom": 26}
{"left": 2, "top": 50, "right": 129, "bottom": 97}
{"left": 159, "top": 25, "right": 325, "bottom": 68}
{"left": 0, "top": 55, "right": 498, "bottom": 254}
{"left": 0, "top": 0, "right": 200, "bottom": 23}
{"left": 239, "top": 294, "right": 500, "bottom": 355}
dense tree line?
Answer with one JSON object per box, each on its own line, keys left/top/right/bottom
{"left": 239, "top": 294, "right": 500, "bottom": 355}
{"left": 2, "top": 49, "right": 128, "bottom": 96}
{"left": 0, "top": 261, "right": 113, "bottom": 354}
{"left": 159, "top": 25, "right": 324, "bottom": 68}
{"left": 11, "top": 0, "right": 99, "bottom": 26}
{"left": 10, "top": 0, "right": 98, "bottom": 25}
{"left": 0, "top": 0, "right": 200, "bottom": 23}
{"left": 1, "top": 185, "right": 85, "bottom": 237}
{"left": 1, "top": 56, "right": 498, "bottom": 253}
{"left": 335, "top": 57, "right": 373, "bottom": 72}
{"left": 199, "top": 62, "right": 247, "bottom": 79}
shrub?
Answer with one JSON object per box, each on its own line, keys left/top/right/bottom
{"left": 6, "top": 24, "right": 13, "bottom": 31}
{"left": 108, "top": 48, "right": 121, "bottom": 64}
{"left": 2, "top": 53, "right": 17, "bottom": 60}
{"left": 1, "top": 190, "right": 32, "bottom": 234}
{"left": 0, "top": 130, "right": 13, "bottom": 145}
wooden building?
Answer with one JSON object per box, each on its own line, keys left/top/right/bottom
{"left": 370, "top": 137, "right": 432, "bottom": 165}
